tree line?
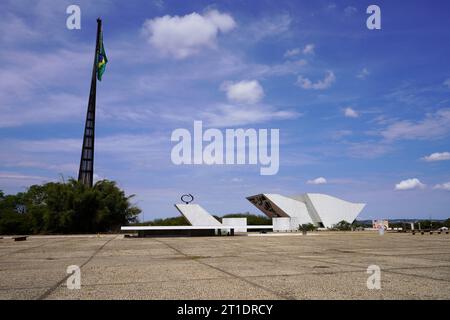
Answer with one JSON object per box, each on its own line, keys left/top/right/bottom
{"left": 0, "top": 179, "right": 140, "bottom": 235}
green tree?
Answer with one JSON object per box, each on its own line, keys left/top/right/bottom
{"left": 333, "top": 220, "right": 352, "bottom": 231}
{"left": 352, "top": 220, "right": 371, "bottom": 229}
{"left": 0, "top": 179, "right": 140, "bottom": 234}
{"left": 444, "top": 218, "right": 450, "bottom": 228}
{"left": 0, "top": 191, "right": 30, "bottom": 234}
{"left": 299, "top": 223, "right": 317, "bottom": 232}
{"left": 221, "top": 212, "right": 272, "bottom": 225}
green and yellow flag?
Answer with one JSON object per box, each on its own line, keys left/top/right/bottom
{"left": 97, "top": 31, "right": 108, "bottom": 81}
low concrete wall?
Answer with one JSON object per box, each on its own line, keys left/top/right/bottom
{"left": 222, "top": 218, "right": 247, "bottom": 232}
{"left": 137, "top": 229, "right": 217, "bottom": 237}
{"left": 273, "top": 217, "right": 300, "bottom": 232}
{"left": 273, "top": 218, "right": 290, "bottom": 232}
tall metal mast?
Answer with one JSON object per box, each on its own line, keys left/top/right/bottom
{"left": 78, "top": 19, "right": 102, "bottom": 187}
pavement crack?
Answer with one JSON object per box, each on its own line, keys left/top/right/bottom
{"left": 36, "top": 236, "right": 117, "bottom": 300}
{"left": 153, "top": 238, "right": 295, "bottom": 300}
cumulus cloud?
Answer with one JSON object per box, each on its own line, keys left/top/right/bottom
{"left": 142, "top": 9, "right": 236, "bottom": 59}
{"left": 307, "top": 177, "right": 327, "bottom": 185}
{"left": 395, "top": 178, "right": 425, "bottom": 191}
{"left": 422, "top": 152, "right": 450, "bottom": 162}
{"left": 296, "top": 71, "right": 335, "bottom": 90}
{"left": 220, "top": 80, "right": 264, "bottom": 104}
{"left": 433, "top": 182, "right": 450, "bottom": 191}
{"left": 344, "top": 107, "right": 359, "bottom": 118}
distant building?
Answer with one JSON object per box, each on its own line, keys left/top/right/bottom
{"left": 372, "top": 219, "right": 389, "bottom": 230}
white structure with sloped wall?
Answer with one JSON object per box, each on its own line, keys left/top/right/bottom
{"left": 174, "top": 204, "right": 222, "bottom": 226}
{"left": 247, "top": 193, "right": 365, "bottom": 229}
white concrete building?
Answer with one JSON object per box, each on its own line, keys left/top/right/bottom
{"left": 247, "top": 193, "right": 365, "bottom": 229}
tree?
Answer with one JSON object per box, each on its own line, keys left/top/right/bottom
{"left": 0, "top": 179, "right": 140, "bottom": 234}
{"left": 0, "top": 191, "right": 30, "bottom": 235}
{"left": 444, "top": 218, "right": 450, "bottom": 228}
{"left": 299, "top": 223, "right": 317, "bottom": 232}
{"left": 352, "top": 220, "right": 371, "bottom": 229}
{"left": 221, "top": 212, "right": 272, "bottom": 225}
{"left": 333, "top": 220, "right": 352, "bottom": 231}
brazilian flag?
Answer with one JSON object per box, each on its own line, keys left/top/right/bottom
{"left": 97, "top": 31, "right": 108, "bottom": 81}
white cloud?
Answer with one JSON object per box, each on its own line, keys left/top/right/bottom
{"left": 422, "top": 152, "right": 450, "bottom": 162}
{"left": 433, "top": 182, "right": 450, "bottom": 191}
{"left": 344, "top": 107, "right": 359, "bottom": 118}
{"left": 142, "top": 9, "right": 236, "bottom": 59}
{"left": 0, "top": 93, "right": 86, "bottom": 128}
{"left": 221, "top": 80, "right": 264, "bottom": 104}
{"left": 307, "top": 177, "right": 327, "bottom": 185}
{"left": 93, "top": 173, "right": 106, "bottom": 183}
{"left": 0, "top": 13, "right": 39, "bottom": 43}
{"left": 153, "top": 0, "right": 165, "bottom": 9}
{"left": 332, "top": 130, "right": 352, "bottom": 140}
{"left": 247, "top": 14, "right": 291, "bottom": 41}
{"left": 284, "top": 44, "right": 314, "bottom": 58}
{"left": 250, "top": 59, "right": 307, "bottom": 77}
{"left": 296, "top": 71, "right": 335, "bottom": 90}
{"left": 0, "top": 133, "right": 170, "bottom": 178}
{"left": 284, "top": 48, "right": 301, "bottom": 58}
{"left": 344, "top": 6, "right": 358, "bottom": 16}
{"left": 380, "top": 108, "right": 450, "bottom": 141}
{"left": 0, "top": 171, "right": 55, "bottom": 190}
{"left": 444, "top": 79, "right": 450, "bottom": 89}
{"left": 346, "top": 141, "right": 391, "bottom": 159}
{"left": 303, "top": 44, "right": 315, "bottom": 55}
{"left": 395, "top": 178, "right": 425, "bottom": 191}
{"left": 0, "top": 172, "right": 52, "bottom": 181}
{"left": 357, "top": 68, "right": 370, "bottom": 79}
{"left": 200, "top": 103, "right": 300, "bottom": 127}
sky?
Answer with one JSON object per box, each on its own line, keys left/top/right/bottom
{"left": 0, "top": 0, "right": 450, "bottom": 220}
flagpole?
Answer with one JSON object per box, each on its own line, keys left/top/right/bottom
{"left": 78, "top": 18, "right": 102, "bottom": 187}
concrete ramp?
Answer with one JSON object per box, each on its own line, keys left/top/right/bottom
{"left": 174, "top": 204, "right": 222, "bottom": 226}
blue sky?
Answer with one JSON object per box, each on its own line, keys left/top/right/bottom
{"left": 1, "top": 0, "right": 450, "bottom": 220}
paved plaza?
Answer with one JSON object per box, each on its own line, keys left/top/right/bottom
{"left": 0, "top": 232, "right": 449, "bottom": 299}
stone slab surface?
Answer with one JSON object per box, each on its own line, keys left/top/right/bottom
{"left": 0, "top": 232, "right": 449, "bottom": 299}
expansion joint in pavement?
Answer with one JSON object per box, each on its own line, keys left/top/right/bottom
{"left": 36, "top": 236, "right": 118, "bottom": 300}
{"left": 152, "top": 238, "right": 296, "bottom": 300}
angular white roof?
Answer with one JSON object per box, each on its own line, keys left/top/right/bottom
{"left": 247, "top": 193, "right": 365, "bottom": 228}
{"left": 174, "top": 204, "right": 222, "bottom": 226}
{"left": 265, "top": 194, "right": 313, "bottom": 225}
